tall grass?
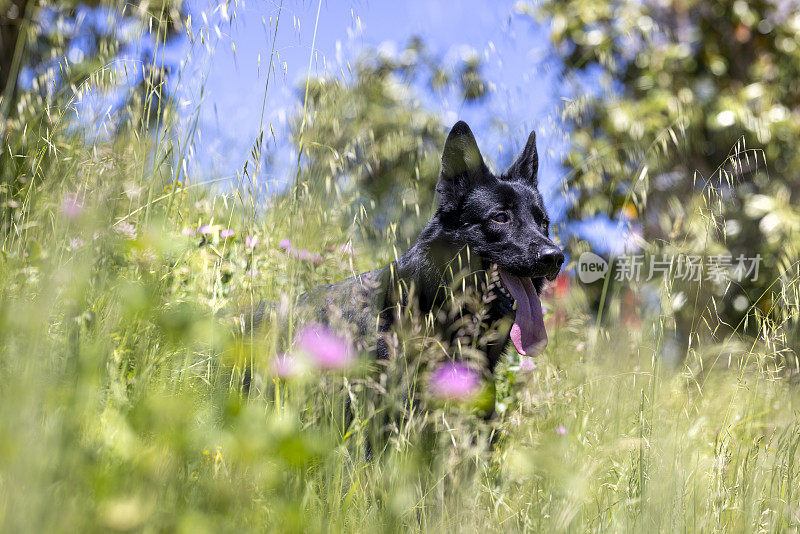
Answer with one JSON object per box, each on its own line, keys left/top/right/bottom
{"left": 1, "top": 6, "right": 800, "bottom": 534}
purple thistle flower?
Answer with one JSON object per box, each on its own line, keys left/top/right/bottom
{"left": 245, "top": 235, "right": 258, "bottom": 250}
{"left": 296, "top": 249, "right": 311, "bottom": 261}
{"left": 198, "top": 225, "right": 213, "bottom": 235}
{"left": 429, "top": 362, "right": 481, "bottom": 400}
{"left": 519, "top": 357, "right": 536, "bottom": 372}
{"left": 311, "top": 252, "right": 324, "bottom": 266}
{"left": 182, "top": 227, "right": 196, "bottom": 237}
{"left": 555, "top": 425, "right": 567, "bottom": 435}
{"left": 61, "top": 194, "right": 84, "bottom": 219}
{"left": 220, "top": 228, "right": 235, "bottom": 239}
{"left": 295, "top": 324, "right": 353, "bottom": 370}
{"left": 272, "top": 353, "right": 299, "bottom": 379}
{"left": 278, "top": 238, "right": 292, "bottom": 250}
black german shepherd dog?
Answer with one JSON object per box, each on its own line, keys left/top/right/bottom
{"left": 245, "top": 121, "right": 563, "bottom": 379}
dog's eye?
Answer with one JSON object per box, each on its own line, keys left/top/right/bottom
{"left": 492, "top": 213, "right": 509, "bottom": 223}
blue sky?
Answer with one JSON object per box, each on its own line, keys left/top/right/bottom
{"left": 29, "top": 0, "right": 626, "bottom": 253}
{"left": 158, "top": 0, "right": 625, "bottom": 253}
{"left": 177, "top": 0, "right": 568, "bottom": 195}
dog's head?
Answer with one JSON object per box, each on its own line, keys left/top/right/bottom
{"left": 434, "top": 120, "right": 564, "bottom": 355}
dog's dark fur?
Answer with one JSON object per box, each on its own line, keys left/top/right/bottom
{"left": 245, "top": 121, "right": 563, "bottom": 377}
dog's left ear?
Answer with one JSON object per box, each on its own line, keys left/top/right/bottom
{"left": 506, "top": 130, "right": 538, "bottom": 186}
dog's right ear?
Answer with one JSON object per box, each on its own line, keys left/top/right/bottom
{"left": 436, "top": 121, "right": 485, "bottom": 210}
{"left": 506, "top": 129, "right": 538, "bottom": 186}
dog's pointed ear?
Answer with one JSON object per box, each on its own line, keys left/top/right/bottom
{"left": 436, "top": 121, "right": 486, "bottom": 210}
{"left": 507, "top": 130, "right": 538, "bottom": 186}
{"left": 440, "top": 121, "right": 484, "bottom": 180}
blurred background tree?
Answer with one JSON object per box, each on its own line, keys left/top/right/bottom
{"left": 522, "top": 0, "right": 800, "bottom": 352}
{"left": 0, "top": 0, "right": 183, "bottom": 231}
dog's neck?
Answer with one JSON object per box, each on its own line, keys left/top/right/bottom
{"left": 394, "top": 212, "right": 472, "bottom": 312}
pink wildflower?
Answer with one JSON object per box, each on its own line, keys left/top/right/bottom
{"left": 429, "top": 362, "right": 481, "bottom": 400}
{"left": 115, "top": 221, "right": 137, "bottom": 240}
{"left": 69, "top": 237, "right": 85, "bottom": 250}
{"left": 61, "top": 194, "right": 84, "bottom": 219}
{"left": 295, "top": 324, "right": 353, "bottom": 370}
{"left": 272, "top": 353, "right": 299, "bottom": 379}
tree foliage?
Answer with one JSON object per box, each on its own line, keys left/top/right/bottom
{"left": 0, "top": 0, "right": 183, "bottom": 234}
{"left": 529, "top": 0, "right": 800, "bottom": 341}
{"left": 293, "top": 38, "right": 488, "bottom": 249}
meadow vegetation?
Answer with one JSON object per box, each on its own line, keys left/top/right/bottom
{"left": 1, "top": 1, "right": 800, "bottom": 532}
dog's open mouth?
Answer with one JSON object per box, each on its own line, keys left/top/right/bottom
{"left": 488, "top": 265, "right": 547, "bottom": 356}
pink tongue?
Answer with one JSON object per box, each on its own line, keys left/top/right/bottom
{"left": 498, "top": 269, "right": 547, "bottom": 356}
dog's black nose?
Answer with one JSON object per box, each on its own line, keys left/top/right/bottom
{"left": 538, "top": 246, "right": 564, "bottom": 277}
